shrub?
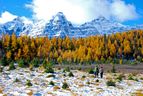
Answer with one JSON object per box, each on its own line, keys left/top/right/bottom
{"left": 82, "top": 75, "right": 86, "bottom": 78}
{"left": 62, "top": 82, "right": 69, "bottom": 89}
{"left": 45, "top": 67, "right": 54, "bottom": 73}
{"left": 9, "top": 62, "right": 16, "bottom": 70}
{"left": 88, "top": 68, "right": 94, "bottom": 74}
{"left": 26, "top": 80, "right": 32, "bottom": 86}
{"left": 63, "top": 74, "right": 66, "bottom": 77}
{"left": 14, "top": 78, "right": 20, "bottom": 82}
{"left": 18, "top": 59, "right": 25, "bottom": 68}
{"left": 49, "top": 81, "right": 55, "bottom": 86}
{"left": 68, "top": 72, "right": 74, "bottom": 77}
{"left": 0, "top": 56, "right": 8, "bottom": 66}
{"left": 29, "top": 63, "right": 33, "bottom": 71}
{"left": 106, "top": 80, "right": 116, "bottom": 87}
{"left": 0, "top": 67, "right": 3, "bottom": 72}
{"left": 78, "top": 67, "right": 82, "bottom": 71}
{"left": 111, "top": 65, "right": 116, "bottom": 73}
{"left": 31, "top": 58, "right": 40, "bottom": 68}
{"left": 134, "top": 78, "right": 139, "bottom": 82}
{"left": 42, "top": 59, "right": 48, "bottom": 69}
{"left": 86, "top": 81, "right": 90, "bottom": 84}
{"left": 140, "top": 78, "right": 143, "bottom": 80}
{"left": 116, "top": 74, "right": 125, "bottom": 81}
{"left": 63, "top": 67, "right": 70, "bottom": 72}
{"left": 96, "top": 79, "right": 99, "bottom": 82}
{"left": 128, "top": 74, "right": 134, "bottom": 80}
{"left": 47, "top": 74, "right": 55, "bottom": 78}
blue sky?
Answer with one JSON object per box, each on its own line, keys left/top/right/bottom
{"left": 0, "top": 0, "right": 32, "bottom": 17}
{"left": 0, "top": 0, "right": 143, "bottom": 25}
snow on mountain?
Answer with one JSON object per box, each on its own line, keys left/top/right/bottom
{"left": 80, "top": 16, "right": 129, "bottom": 35}
{"left": 0, "top": 17, "right": 32, "bottom": 36}
{"left": 44, "top": 12, "right": 74, "bottom": 38}
{"left": 0, "top": 12, "right": 143, "bottom": 38}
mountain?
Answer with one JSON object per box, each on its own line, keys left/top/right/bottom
{"left": 0, "top": 17, "right": 32, "bottom": 36}
{"left": 0, "top": 12, "right": 143, "bottom": 38}
{"left": 21, "top": 12, "right": 85, "bottom": 38}
{"left": 80, "top": 16, "right": 129, "bottom": 35}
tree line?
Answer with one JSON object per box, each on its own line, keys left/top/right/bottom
{"left": 0, "top": 30, "right": 143, "bottom": 67}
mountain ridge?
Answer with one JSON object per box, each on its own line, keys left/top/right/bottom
{"left": 0, "top": 12, "right": 143, "bottom": 38}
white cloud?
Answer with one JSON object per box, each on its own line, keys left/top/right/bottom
{"left": 111, "top": 0, "right": 138, "bottom": 22}
{"left": 26, "top": 0, "right": 139, "bottom": 24}
{"left": 21, "top": 16, "right": 33, "bottom": 24}
{"left": 0, "top": 11, "right": 17, "bottom": 24}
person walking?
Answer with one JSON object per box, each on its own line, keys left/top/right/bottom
{"left": 94, "top": 65, "right": 99, "bottom": 78}
{"left": 100, "top": 66, "right": 104, "bottom": 78}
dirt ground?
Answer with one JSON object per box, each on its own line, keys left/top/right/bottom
{"left": 54, "top": 64, "right": 143, "bottom": 73}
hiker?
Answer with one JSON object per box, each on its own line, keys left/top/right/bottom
{"left": 94, "top": 65, "right": 99, "bottom": 78}
{"left": 99, "top": 66, "right": 104, "bottom": 78}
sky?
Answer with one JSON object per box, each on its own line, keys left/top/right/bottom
{"left": 0, "top": 0, "right": 143, "bottom": 25}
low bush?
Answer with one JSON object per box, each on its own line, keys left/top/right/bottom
{"left": 0, "top": 56, "right": 8, "bottom": 66}
{"left": 111, "top": 65, "right": 116, "bottom": 73}
{"left": 63, "top": 67, "right": 70, "bottom": 72}
{"left": 68, "top": 72, "right": 74, "bottom": 77}
{"left": 82, "top": 75, "right": 86, "bottom": 78}
{"left": 14, "top": 78, "right": 20, "bottom": 82}
{"left": 47, "top": 74, "right": 55, "bottom": 78}
{"left": 9, "top": 62, "right": 16, "bottom": 70}
{"left": 18, "top": 59, "right": 26, "bottom": 68}
{"left": 116, "top": 74, "right": 125, "bottom": 81}
{"left": 134, "top": 78, "right": 139, "bottom": 82}
{"left": 62, "top": 82, "right": 69, "bottom": 89}
{"left": 78, "top": 67, "right": 82, "bottom": 71}
{"left": 86, "top": 81, "right": 90, "bottom": 84}
{"left": 96, "top": 79, "right": 99, "bottom": 82}
{"left": 45, "top": 67, "right": 54, "bottom": 73}
{"left": 63, "top": 74, "right": 66, "bottom": 77}
{"left": 31, "top": 58, "right": 40, "bottom": 68}
{"left": 0, "top": 67, "right": 3, "bottom": 72}
{"left": 26, "top": 80, "right": 32, "bottom": 86}
{"left": 49, "top": 81, "right": 55, "bottom": 86}
{"left": 88, "top": 68, "right": 94, "bottom": 74}
{"left": 128, "top": 74, "right": 134, "bottom": 80}
{"left": 106, "top": 80, "right": 116, "bottom": 87}
{"left": 140, "top": 78, "right": 143, "bottom": 80}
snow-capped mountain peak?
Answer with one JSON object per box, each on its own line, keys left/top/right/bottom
{"left": 0, "top": 12, "right": 143, "bottom": 38}
{"left": 52, "top": 12, "right": 66, "bottom": 22}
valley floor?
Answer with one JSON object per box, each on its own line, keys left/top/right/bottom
{"left": 0, "top": 67, "right": 143, "bottom": 96}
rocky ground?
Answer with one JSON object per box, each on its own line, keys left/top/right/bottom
{"left": 0, "top": 67, "right": 143, "bottom": 96}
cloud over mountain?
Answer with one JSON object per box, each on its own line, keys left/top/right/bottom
{"left": 0, "top": 11, "right": 17, "bottom": 24}
{"left": 26, "top": 0, "right": 139, "bottom": 24}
